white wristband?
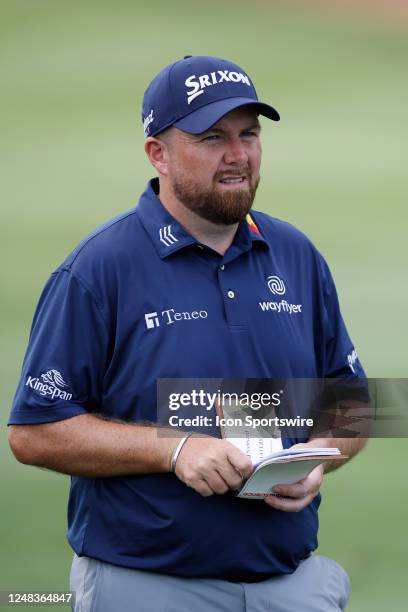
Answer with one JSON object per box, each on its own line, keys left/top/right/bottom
{"left": 171, "top": 433, "right": 193, "bottom": 473}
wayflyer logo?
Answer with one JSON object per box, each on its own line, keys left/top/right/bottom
{"left": 267, "top": 276, "right": 286, "bottom": 295}
{"left": 259, "top": 275, "right": 302, "bottom": 315}
{"left": 259, "top": 300, "right": 302, "bottom": 315}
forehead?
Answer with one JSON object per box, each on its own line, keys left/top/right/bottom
{"left": 168, "top": 105, "right": 260, "bottom": 143}
{"left": 204, "top": 106, "right": 260, "bottom": 132}
{"left": 163, "top": 106, "right": 261, "bottom": 147}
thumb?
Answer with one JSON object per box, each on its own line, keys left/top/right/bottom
{"left": 226, "top": 444, "right": 253, "bottom": 478}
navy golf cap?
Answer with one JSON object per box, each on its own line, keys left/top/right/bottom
{"left": 142, "top": 55, "right": 280, "bottom": 137}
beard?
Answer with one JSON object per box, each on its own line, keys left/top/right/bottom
{"left": 171, "top": 169, "right": 260, "bottom": 225}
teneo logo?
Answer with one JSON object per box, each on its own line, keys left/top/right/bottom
{"left": 145, "top": 308, "right": 208, "bottom": 329}
{"left": 145, "top": 312, "right": 160, "bottom": 329}
{"left": 159, "top": 225, "right": 178, "bottom": 247}
{"left": 185, "top": 70, "right": 251, "bottom": 105}
{"left": 347, "top": 349, "right": 358, "bottom": 374}
{"left": 267, "top": 275, "right": 286, "bottom": 295}
{"left": 143, "top": 109, "right": 154, "bottom": 136}
{"left": 25, "top": 369, "right": 73, "bottom": 401}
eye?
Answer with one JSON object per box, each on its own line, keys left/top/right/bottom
{"left": 202, "top": 134, "right": 221, "bottom": 142}
{"left": 241, "top": 130, "right": 258, "bottom": 138}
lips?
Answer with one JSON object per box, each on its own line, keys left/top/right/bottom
{"left": 219, "top": 177, "right": 246, "bottom": 184}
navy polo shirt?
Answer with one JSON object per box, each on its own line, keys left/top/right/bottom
{"left": 9, "top": 178, "right": 364, "bottom": 580}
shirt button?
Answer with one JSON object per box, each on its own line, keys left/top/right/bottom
{"left": 220, "top": 265, "right": 225, "bottom": 271}
{"left": 227, "top": 290, "right": 235, "bottom": 299}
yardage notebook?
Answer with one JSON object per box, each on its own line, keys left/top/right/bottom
{"left": 230, "top": 444, "right": 344, "bottom": 499}
{"left": 215, "top": 399, "right": 345, "bottom": 499}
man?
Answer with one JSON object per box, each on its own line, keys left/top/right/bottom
{"left": 8, "top": 55, "right": 366, "bottom": 611}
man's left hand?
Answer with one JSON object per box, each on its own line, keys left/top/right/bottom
{"left": 264, "top": 449, "right": 324, "bottom": 512}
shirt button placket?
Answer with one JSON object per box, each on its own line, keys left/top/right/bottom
{"left": 218, "top": 264, "right": 245, "bottom": 327}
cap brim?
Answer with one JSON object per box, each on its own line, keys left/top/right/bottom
{"left": 173, "top": 97, "right": 280, "bottom": 135}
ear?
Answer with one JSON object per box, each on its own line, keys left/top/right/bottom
{"left": 144, "top": 137, "right": 170, "bottom": 176}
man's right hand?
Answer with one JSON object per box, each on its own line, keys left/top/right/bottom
{"left": 173, "top": 436, "right": 253, "bottom": 497}
{"left": 8, "top": 416, "right": 253, "bottom": 485}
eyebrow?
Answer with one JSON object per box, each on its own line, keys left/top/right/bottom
{"left": 202, "top": 123, "right": 262, "bottom": 135}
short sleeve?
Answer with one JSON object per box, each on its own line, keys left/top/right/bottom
{"left": 318, "top": 258, "right": 365, "bottom": 379}
{"left": 8, "top": 269, "right": 110, "bottom": 425}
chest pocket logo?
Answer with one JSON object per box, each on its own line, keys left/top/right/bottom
{"left": 267, "top": 276, "right": 286, "bottom": 295}
{"left": 260, "top": 275, "right": 302, "bottom": 315}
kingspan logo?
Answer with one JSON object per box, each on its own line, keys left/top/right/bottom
{"left": 185, "top": 70, "right": 251, "bottom": 105}
{"left": 25, "top": 369, "right": 73, "bottom": 401}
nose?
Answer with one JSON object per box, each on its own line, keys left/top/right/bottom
{"left": 223, "top": 137, "right": 248, "bottom": 166}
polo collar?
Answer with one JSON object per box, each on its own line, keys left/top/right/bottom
{"left": 135, "top": 178, "right": 269, "bottom": 259}
{"left": 136, "top": 179, "right": 196, "bottom": 258}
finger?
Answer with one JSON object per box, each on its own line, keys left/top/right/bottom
{"left": 289, "top": 443, "right": 310, "bottom": 450}
{"left": 217, "top": 460, "right": 246, "bottom": 491}
{"left": 271, "top": 481, "right": 310, "bottom": 499}
{"left": 226, "top": 446, "right": 253, "bottom": 479}
{"left": 192, "top": 479, "right": 214, "bottom": 497}
{"left": 264, "top": 493, "right": 315, "bottom": 512}
{"left": 272, "top": 466, "right": 324, "bottom": 499}
{"left": 204, "top": 471, "right": 230, "bottom": 495}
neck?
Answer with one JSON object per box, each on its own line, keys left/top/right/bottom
{"left": 158, "top": 180, "right": 238, "bottom": 256}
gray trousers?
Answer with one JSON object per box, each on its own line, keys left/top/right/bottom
{"left": 70, "top": 553, "right": 350, "bottom": 612}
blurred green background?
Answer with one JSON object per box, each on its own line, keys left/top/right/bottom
{"left": 1, "top": 1, "right": 407, "bottom": 610}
